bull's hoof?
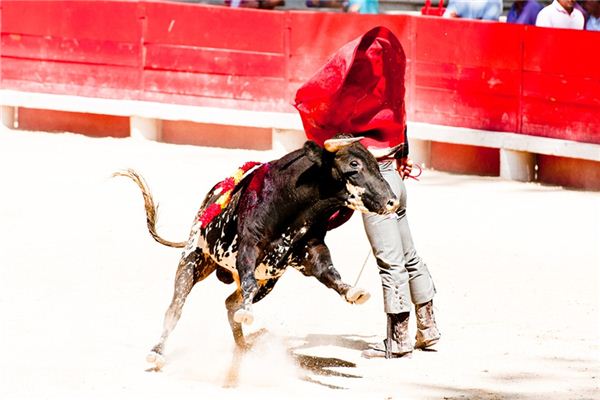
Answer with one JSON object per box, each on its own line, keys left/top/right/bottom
{"left": 345, "top": 287, "right": 371, "bottom": 304}
{"left": 146, "top": 351, "right": 166, "bottom": 370}
{"left": 233, "top": 308, "right": 254, "bottom": 325}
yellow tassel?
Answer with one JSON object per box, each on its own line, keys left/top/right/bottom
{"left": 232, "top": 168, "right": 245, "bottom": 183}
{"left": 216, "top": 192, "right": 231, "bottom": 207}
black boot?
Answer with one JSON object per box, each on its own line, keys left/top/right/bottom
{"left": 362, "top": 312, "right": 413, "bottom": 359}
{"left": 414, "top": 300, "right": 440, "bottom": 349}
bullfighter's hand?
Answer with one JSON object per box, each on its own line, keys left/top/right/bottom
{"left": 396, "top": 157, "right": 413, "bottom": 180}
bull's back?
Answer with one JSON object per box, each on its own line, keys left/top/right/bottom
{"left": 184, "top": 152, "right": 315, "bottom": 280}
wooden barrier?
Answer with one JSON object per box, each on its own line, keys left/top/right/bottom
{"left": 1, "top": 1, "right": 599, "bottom": 189}
{"left": 1, "top": 0, "right": 142, "bottom": 99}
{"left": 2, "top": 0, "right": 598, "bottom": 137}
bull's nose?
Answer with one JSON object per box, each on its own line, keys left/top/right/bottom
{"left": 386, "top": 198, "right": 400, "bottom": 213}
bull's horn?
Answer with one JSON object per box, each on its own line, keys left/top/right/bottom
{"left": 324, "top": 136, "right": 364, "bottom": 152}
{"left": 368, "top": 143, "right": 404, "bottom": 159}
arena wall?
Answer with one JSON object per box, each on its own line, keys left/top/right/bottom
{"left": 1, "top": 0, "right": 599, "bottom": 189}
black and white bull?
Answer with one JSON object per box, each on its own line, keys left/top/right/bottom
{"left": 115, "top": 136, "right": 400, "bottom": 369}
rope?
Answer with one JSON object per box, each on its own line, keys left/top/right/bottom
{"left": 402, "top": 161, "right": 423, "bottom": 181}
{"left": 353, "top": 248, "right": 372, "bottom": 287}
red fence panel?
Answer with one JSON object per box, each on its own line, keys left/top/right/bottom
{"left": 1, "top": 1, "right": 598, "bottom": 143}
{"left": 140, "top": 2, "right": 288, "bottom": 110}
{"left": 1, "top": 0, "right": 140, "bottom": 41}
{"left": 522, "top": 26, "right": 600, "bottom": 144}
{"left": 142, "top": 3, "right": 285, "bottom": 52}
{"left": 412, "top": 17, "right": 523, "bottom": 133}
{"left": 0, "top": 0, "right": 142, "bottom": 98}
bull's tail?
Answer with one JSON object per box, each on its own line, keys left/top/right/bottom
{"left": 113, "top": 169, "right": 186, "bottom": 249}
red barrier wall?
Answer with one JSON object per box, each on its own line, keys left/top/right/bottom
{"left": 1, "top": 0, "right": 599, "bottom": 143}
{"left": 522, "top": 28, "right": 600, "bottom": 143}
{"left": 1, "top": 0, "right": 142, "bottom": 98}
{"left": 141, "top": 2, "right": 289, "bottom": 110}
{"left": 412, "top": 18, "right": 523, "bottom": 134}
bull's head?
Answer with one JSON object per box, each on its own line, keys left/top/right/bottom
{"left": 304, "top": 136, "right": 399, "bottom": 215}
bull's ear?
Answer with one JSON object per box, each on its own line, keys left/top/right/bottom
{"left": 323, "top": 136, "right": 364, "bottom": 153}
{"left": 303, "top": 140, "right": 324, "bottom": 166}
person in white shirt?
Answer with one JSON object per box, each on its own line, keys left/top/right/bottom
{"left": 535, "top": 0, "right": 585, "bottom": 29}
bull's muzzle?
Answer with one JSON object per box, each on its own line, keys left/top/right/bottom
{"left": 385, "top": 197, "right": 400, "bottom": 213}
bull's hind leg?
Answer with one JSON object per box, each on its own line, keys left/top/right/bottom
{"left": 147, "top": 250, "right": 216, "bottom": 370}
{"left": 225, "top": 289, "right": 246, "bottom": 348}
{"left": 231, "top": 243, "right": 262, "bottom": 325}
{"left": 225, "top": 279, "right": 279, "bottom": 348}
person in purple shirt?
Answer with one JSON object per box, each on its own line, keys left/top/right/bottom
{"left": 507, "top": 0, "right": 544, "bottom": 25}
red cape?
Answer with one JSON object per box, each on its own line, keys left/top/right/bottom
{"left": 294, "top": 26, "right": 407, "bottom": 150}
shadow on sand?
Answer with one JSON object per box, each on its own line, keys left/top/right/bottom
{"left": 289, "top": 333, "right": 374, "bottom": 389}
{"left": 222, "top": 331, "right": 372, "bottom": 390}
{"left": 224, "top": 332, "right": 598, "bottom": 397}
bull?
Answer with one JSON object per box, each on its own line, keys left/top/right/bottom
{"left": 115, "top": 136, "right": 400, "bottom": 369}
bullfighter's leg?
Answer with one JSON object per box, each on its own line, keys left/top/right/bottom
{"left": 147, "top": 250, "right": 216, "bottom": 370}
{"left": 232, "top": 243, "right": 260, "bottom": 325}
{"left": 298, "top": 239, "right": 370, "bottom": 304}
{"left": 225, "top": 279, "right": 279, "bottom": 348}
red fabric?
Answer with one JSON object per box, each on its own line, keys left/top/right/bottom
{"left": 294, "top": 26, "right": 407, "bottom": 150}
{"left": 246, "top": 163, "right": 270, "bottom": 195}
{"left": 326, "top": 208, "right": 355, "bottom": 231}
{"left": 240, "top": 161, "right": 262, "bottom": 172}
{"left": 199, "top": 203, "right": 222, "bottom": 228}
{"left": 215, "top": 177, "right": 236, "bottom": 193}
{"left": 198, "top": 161, "right": 264, "bottom": 228}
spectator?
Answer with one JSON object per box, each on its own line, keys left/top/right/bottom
{"left": 305, "top": 0, "right": 344, "bottom": 9}
{"left": 225, "top": 0, "right": 284, "bottom": 9}
{"left": 582, "top": 0, "right": 600, "bottom": 30}
{"left": 346, "top": 0, "right": 379, "bottom": 14}
{"left": 576, "top": 1, "right": 589, "bottom": 21}
{"left": 443, "top": 0, "right": 502, "bottom": 21}
{"left": 507, "top": 0, "right": 544, "bottom": 25}
{"left": 536, "top": 0, "right": 585, "bottom": 29}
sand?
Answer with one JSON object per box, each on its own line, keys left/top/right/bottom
{"left": 0, "top": 125, "right": 598, "bottom": 400}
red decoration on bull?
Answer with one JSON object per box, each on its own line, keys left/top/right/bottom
{"left": 198, "top": 161, "right": 262, "bottom": 228}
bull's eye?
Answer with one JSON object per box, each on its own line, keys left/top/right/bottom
{"left": 350, "top": 160, "right": 359, "bottom": 168}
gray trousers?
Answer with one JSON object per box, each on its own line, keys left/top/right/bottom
{"left": 362, "top": 161, "right": 436, "bottom": 314}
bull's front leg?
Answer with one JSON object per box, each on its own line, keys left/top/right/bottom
{"left": 300, "top": 240, "right": 370, "bottom": 305}
{"left": 233, "top": 242, "right": 260, "bottom": 325}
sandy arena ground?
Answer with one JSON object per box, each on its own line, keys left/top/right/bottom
{"left": 0, "top": 125, "right": 598, "bottom": 400}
